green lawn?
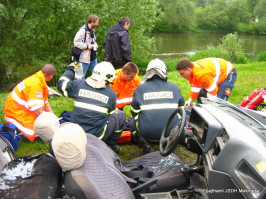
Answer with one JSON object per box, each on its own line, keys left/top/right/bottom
{"left": 0, "top": 61, "right": 265, "bottom": 161}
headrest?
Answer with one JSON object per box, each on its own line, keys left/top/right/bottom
{"left": 34, "top": 111, "right": 60, "bottom": 142}
{"left": 52, "top": 123, "right": 87, "bottom": 170}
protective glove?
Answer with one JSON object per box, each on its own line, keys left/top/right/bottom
{"left": 68, "top": 62, "right": 79, "bottom": 72}
{"left": 185, "top": 98, "right": 193, "bottom": 107}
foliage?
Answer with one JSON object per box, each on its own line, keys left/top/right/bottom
{"left": 159, "top": 0, "right": 195, "bottom": 31}
{"left": 256, "top": 51, "right": 266, "bottom": 62}
{"left": 246, "top": 0, "right": 259, "bottom": 16}
{"left": 0, "top": 0, "right": 162, "bottom": 90}
{"left": 188, "top": 49, "right": 230, "bottom": 62}
{"left": 195, "top": 0, "right": 252, "bottom": 31}
{"left": 217, "top": 33, "right": 247, "bottom": 63}
{"left": 253, "top": 0, "right": 266, "bottom": 34}
{"left": 153, "top": 21, "right": 181, "bottom": 33}
{"left": 235, "top": 21, "right": 259, "bottom": 34}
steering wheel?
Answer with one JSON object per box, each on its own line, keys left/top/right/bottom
{"left": 160, "top": 107, "right": 186, "bottom": 156}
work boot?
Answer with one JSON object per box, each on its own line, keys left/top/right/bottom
{"left": 134, "top": 132, "right": 155, "bottom": 154}
{"left": 143, "top": 145, "right": 156, "bottom": 155}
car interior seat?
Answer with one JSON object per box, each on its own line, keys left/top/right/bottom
{"left": 64, "top": 142, "right": 135, "bottom": 199}
{"left": 64, "top": 134, "right": 189, "bottom": 198}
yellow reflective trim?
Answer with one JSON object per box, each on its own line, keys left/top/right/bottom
{"left": 60, "top": 76, "right": 70, "bottom": 97}
{"left": 98, "top": 123, "right": 108, "bottom": 139}
{"left": 134, "top": 115, "right": 139, "bottom": 132}
{"left": 74, "top": 101, "right": 108, "bottom": 113}
{"left": 131, "top": 106, "right": 141, "bottom": 113}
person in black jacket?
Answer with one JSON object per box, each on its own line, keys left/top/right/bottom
{"left": 125, "top": 59, "right": 185, "bottom": 154}
{"left": 104, "top": 17, "right": 131, "bottom": 69}
{"left": 56, "top": 62, "right": 125, "bottom": 153}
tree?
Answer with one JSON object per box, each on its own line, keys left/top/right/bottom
{"left": 0, "top": 0, "right": 161, "bottom": 89}
{"left": 196, "top": 0, "right": 251, "bottom": 30}
{"left": 254, "top": 0, "right": 266, "bottom": 34}
{"left": 246, "top": 0, "right": 258, "bottom": 16}
{"left": 159, "top": 0, "right": 195, "bottom": 31}
{"left": 0, "top": 0, "right": 86, "bottom": 87}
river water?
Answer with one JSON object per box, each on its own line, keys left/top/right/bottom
{"left": 151, "top": 32, "right": 266, "bottom": 60}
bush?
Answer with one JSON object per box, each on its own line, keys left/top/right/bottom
{"left": 134, "top": 58, "right": 150, "bottom": 76}
{"left": 165, "top": 59, "right": 180, "bottom": 72}
{"left": 217, "top": 33, "right": 245, "bottom": 63}
{"left": 256, "top": 51, "right": 266, "bottom": 62}
{"left": 188, "top": 49, "right": 230, "bottom": 62}
{"left": 236, "top": 54, "right": 249, "bottom": 64}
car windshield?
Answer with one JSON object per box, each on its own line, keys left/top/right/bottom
{"left": 202, "top": 98, "right": 266, "bottom": 138}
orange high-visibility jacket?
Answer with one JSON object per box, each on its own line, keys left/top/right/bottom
{"left": 4, "top": 71, "right": 49, "bottom": 141}
{"left": 188, "top": 58, "right": 234, "bottom": 100}
{"left": 110, "top": 69, "right": 141, "bottom": 109}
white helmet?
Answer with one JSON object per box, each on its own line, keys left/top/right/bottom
{"left": 86, "top": 62, "right": 115, "bottom": 89}
{"left": 91, "top": 61, "right": 115, "bottom": 83}
{"left": 146, "top": 58, "right": 167, "bottom": 75}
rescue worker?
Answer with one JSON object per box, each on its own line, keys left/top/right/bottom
{"left": 4, "top": 64, "right": 56, "bottom": 142}
{"left": 109, "top": 62, "right": 141, "bottom": 110}
{"left": 56, "top": 61, "right": 125, "bottom": 153}
{"left": 125, "top": 58, "right": 185, "bottom": 153}
{"left": 176, "top": 58, "right": 237, "bottom": 106}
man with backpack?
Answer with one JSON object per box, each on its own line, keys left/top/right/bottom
{"left": 73, "top": 14, "right": 99, "bottom": 78}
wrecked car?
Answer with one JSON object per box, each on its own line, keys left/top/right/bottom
{"left": 0, "top": 98, "right": 265, "bottom": 198}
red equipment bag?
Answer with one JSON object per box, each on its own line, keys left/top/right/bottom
{"left": 117, "top": 130, "right": 132, "bottom": 144}
{"left": 240, "top": 88, "right": 266, "bottom": 110}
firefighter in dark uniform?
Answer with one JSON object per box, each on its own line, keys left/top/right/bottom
{"left": 126, "top": 58, "right": 185, "bottom": 153}
{"left": 57, "top": 61, "right": 125, "bottom": 153}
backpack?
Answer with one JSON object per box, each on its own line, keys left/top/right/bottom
{"left": 0, "top": 123, "right": 19, "bottom": 151}
{"left": 71, "top": 23, "right": 88, "bottom": 62}
{"left": 240, "top": 88, "right": 266, "bottom": 110}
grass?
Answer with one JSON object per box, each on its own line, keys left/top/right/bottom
{"left": 1, "top": 61, "right": 265, "bottom": 161}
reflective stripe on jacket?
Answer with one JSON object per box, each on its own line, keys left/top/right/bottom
{"left": 131, "top": 78, "right": 185, "bottom": 141}
{"left": 110, "top": 69, "right": 141, "bottom": 109}
{"left": 56, "top": 69, "right": 117, "bottom": 138}
{"left": 4, "top": 71, "right": 49, "bottom": 141}
{"left": 189, "top": 58, "right": 234, "bottom": 100}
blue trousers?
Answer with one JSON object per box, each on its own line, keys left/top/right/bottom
{"left": 198, "top": 68, "right": 237, "bottom": 102}
{"left": 80, "top": 58, "right": 97, "bottom": 79}
{"left": 217, "top": 68, "right": 237, "bottom": 101}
